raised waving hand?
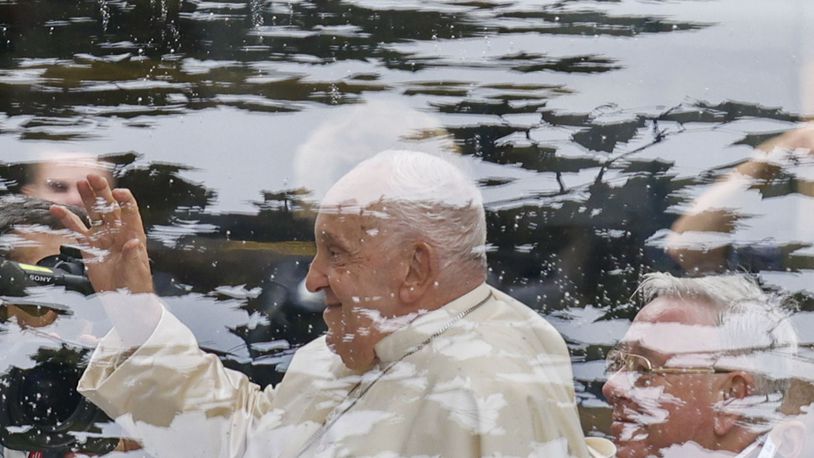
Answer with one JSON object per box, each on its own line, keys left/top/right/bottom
{"left": 49, "top": 174, "right": 154, "bottom": 295}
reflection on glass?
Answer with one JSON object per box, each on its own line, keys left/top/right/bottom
{"left": 0, "top": 0, "right": 811, "bottom": 456}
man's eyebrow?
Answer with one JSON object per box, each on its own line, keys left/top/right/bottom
{"left": 318, "top": 229, "right": 349, "bottom": 249}
{"left": 634, "top": 344, "right": 676, "bottom": 366}
{"left": 617, "top": 340, "right": 654, "bottom": 358}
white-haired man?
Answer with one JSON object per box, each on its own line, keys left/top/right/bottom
{"left": 53, "top": 150, "right": 613, "bottom": 457}
{"left": 603, "top": 273, "right": 807, "bottom": 458}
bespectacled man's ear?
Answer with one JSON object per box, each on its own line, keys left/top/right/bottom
{"left": 713, "top": 371, "right": 754, "bottom": 437}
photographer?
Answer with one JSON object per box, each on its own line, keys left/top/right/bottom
{"left": 0, "top": 196, "right": 83, "bottom": 331}
{"left": 0, "top": 195, "right": 137, "bottom": 458}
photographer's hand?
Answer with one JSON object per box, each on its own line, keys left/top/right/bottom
{"left": 49, "top": 174, "right": 153, "bottom": 294}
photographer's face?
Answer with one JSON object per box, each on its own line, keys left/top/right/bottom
{"left": 22, "top": 160, "right": 113, "bottom": 207}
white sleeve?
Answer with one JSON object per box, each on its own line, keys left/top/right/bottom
{"left": 78, "top": 300, "right": 277, "bottom": 458}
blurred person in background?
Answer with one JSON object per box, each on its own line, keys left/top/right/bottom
{"left": 666, "top": 124, "right": 814, "bottom": 273}
{"left": 666, "top": 29, "right": 814, "bottom": 273}
{"left": 603, "top": 273, "right": 806, "bottom": 458}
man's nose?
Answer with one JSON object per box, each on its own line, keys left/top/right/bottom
{"left": 64, "top": 189, "right": 83, "bottom": 207}
{"left": 304, "top": 260, "right": 328, "bottom": 293}
{"left": 602, "top": 370, "right": 634, "bottom": 403}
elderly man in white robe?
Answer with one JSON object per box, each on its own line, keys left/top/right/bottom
{"left": 51, "top": 150, "right": 613, "bottom": 458}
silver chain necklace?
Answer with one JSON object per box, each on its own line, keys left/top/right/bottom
{"left": 295, "top": 292, "right": 493, "bottom": 457}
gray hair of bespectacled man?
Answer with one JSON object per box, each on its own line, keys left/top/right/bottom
{"left": 637, "top": 272, "right": 799, "bottom": 420}
{"left": 322, "top": 150, "right": 487, "bottom": 276}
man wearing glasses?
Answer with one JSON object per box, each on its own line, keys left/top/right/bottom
{"left": 602, "top": 273, "right": 808, "bottom": 458}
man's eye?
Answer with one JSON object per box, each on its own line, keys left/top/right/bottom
{"left": 45, "top": 179, "right": 69, "bottom": 192}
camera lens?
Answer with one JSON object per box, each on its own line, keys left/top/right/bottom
{"left": 18, "top": 363, "right": 81, "bottom": 426}
{"left": 0, "top": 352, "right": 118, "bottom": 454}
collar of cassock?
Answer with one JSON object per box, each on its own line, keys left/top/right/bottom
{"left": 373, "top": 282, "right": 491, "bottom": 364}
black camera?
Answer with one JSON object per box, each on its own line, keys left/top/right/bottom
{"left": 0, "top": 246, "right": 94, "bottom": 298}
{"left": 0, "top": 246, "right": 117, "bottom": 455}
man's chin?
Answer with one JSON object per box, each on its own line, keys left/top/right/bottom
{"left": 325, "top": 329, "right": 339, "bottom": 355}
{"left": 614, "top": 439, "right": 713, "bottom": 458}
{"left": 614, "top": 442, "right": 656, "bottom": 458}
{"left": 611, "top": 423, "right": 653, "bottom": 458}
{"left": 611, "top": 419, "right": 647, "bottom": 443}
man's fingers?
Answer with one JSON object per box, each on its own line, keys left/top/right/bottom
{"left": 87, "top": 174, "right": 122, "bottom": 226}
{"left": 113, "top": 188, "right": 145, "bottom": 239}
{"left": 77, "top": 178, "right": 102, "bottom": 224}
{"left": 122, "top": 237, "right": 143, "bottom": 254}
{"left": 49, "top": 205, "right": 90, "bottom": 237}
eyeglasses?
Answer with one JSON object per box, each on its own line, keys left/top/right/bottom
{"left": 606, "top": 349, "right": 732, "bottom": 376}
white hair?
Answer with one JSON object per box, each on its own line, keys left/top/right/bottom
{"left": 638, "top": 273, "right": 799, "bottom": 401}
{"left": 323, "top": 150, "right": 487, "bottom": 273}
{"left": 638, "top": 273, "right": 772, "bottom": 310}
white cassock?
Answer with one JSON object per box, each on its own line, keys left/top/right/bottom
{"left": 78, "top": 283, "right": 615, "bottom": 458}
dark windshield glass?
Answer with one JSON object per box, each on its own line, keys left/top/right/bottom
{"left": 0, "top": 1, "right": 812, "bottom": 457}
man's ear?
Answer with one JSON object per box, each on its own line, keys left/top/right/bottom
{"left": 713, "top": 371, "right": 754, "bottom": 436}
{"left": 399, "top": 241, "right": 436, "bottom": 304}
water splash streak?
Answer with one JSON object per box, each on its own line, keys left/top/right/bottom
{"left": 98, "top": 0, "right": 110, "bottom": 33}
{"left": 249, "top": 0, "right": 265, "bottom": 28}
{"left": 159, "top": 0, "right": 168, "bottom": 22}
